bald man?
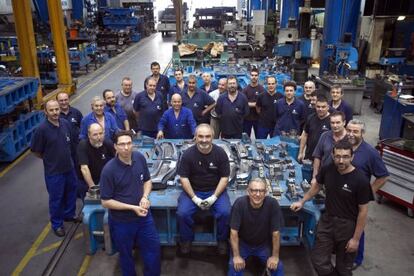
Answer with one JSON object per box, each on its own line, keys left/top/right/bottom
{"left": 157, "top": 93, "right": 197, "bottom": 139}
{"left": 31, "top": 100, "right": 78, "bottom": 237}
{"left": 77, "top": 123, "right": 115, "bottom": 199}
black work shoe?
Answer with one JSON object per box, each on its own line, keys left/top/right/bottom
{"left": 53, "top": 227, "right": 65, "bottom": 237}
{"left": 64, "top": 216, "right": 82, "bottom": 223}
{"left": 217, "top": 240, "right": 228, "bottom": 255}
{"left": 179, "top": 241, "right": 191, "bottom": 255}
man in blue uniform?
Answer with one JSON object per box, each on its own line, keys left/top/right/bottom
{"left": 346, "top": 119, "right": 389, "bottom": 269}
{"left": 103, "top": 89, "right": 129, "bottom": 130}
{"left": 330, "top": 85, "right": 353, "bottom": 125}
{"left": 200, "top": 72, "right": 218, "bottom": 93}
{"left": 291, "top": 140, "right": 371, "bottom": 276}
{"left": 229, "top": 178, "right": 284, "bottom": 276}
{"left": 31, "top": 100, "right": 78, "bottom": 237}
{"left": 144, "top": 61, "right": 170, "bottom": 104}
{"left": 177, "top": 124, "right": 231, "bottom": 255}
{"left": 156, "top": 93, "right": 196, "bottom": 139}
{"left": 256, "top": 76, "right": 283, "bottom": 139}
{"left": 298, "top": 95, "right": 331, "bottom": 162}
{"left": 182, "top": 75, "right": 216, "bottom": 124}
{"left": 215, "top": 76, "right": 250, "bottom": 139}
{"left": 116, "top": 77, "right": 139, "bottom": 131}
{"left": 57, "top": 92, "right": 83, "bottom": 140}
{"left": 77, "top": 123, "right": 114, "bottom": 199}
{"left": 79, "top": 96, "right": 119, "bottom": 140}
{"left": 241, "top": 68, "right": 265, "bottom": 137}
{"left": 170, "top": 68, "right": 187, "bottom": 97}
{"left": 299, "top": 80, "right": 316, "bottom": 109}
{"left": 100, "top": 130, "right": 160, "bottom": 276}
{"left": 273, "top": 81, "right": 305, "bottom": 137}
{"left": 134, "top": 78, "right": 165, "bottom": 138}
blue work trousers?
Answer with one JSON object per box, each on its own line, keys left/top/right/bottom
{"left": 256, "top": 126, "right": 273, "bottom": 139}
{"left": 243, "top": 120, "right": 258, "bottom": 138}
{"left": 177, "top": 190, "right": 231, "bottom": 242}
{"left": 109, "top": 213, "right": 161, "bottom": 276}
{"left": 228, "top": 241, "right": 284, "bottom": 276}
{"left": 354, "top": 232, "right": 365, "bottom": 265}
{"left": 44, "top": 169, "right": 77, "bottom": 230}
{"left": 77, "top": 179, "right": 88, "bottom": 200}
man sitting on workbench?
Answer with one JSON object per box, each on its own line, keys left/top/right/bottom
{"left": 176, "top": 124, "right": 231, "bottom": 255}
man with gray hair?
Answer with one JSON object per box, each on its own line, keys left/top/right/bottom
{"left": 346, "top": 119, "right": 389, "bottom": 269}
{"left": 209, "top": 78, "right": 227, "bottom": 138}
{"left": 229, "top": 178, "right": 284, "bottom": 276}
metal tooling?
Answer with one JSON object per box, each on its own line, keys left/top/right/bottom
{"left": 82, "top": 136, "right": 321, "bottom": 254}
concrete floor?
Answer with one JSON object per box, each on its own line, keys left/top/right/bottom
{"left": 0, "top": 33, "right": 413, "bottom": 276}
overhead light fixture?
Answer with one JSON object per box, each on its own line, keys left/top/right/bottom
{"left": 397, "top": 16, "right": 406, "bottom": 21}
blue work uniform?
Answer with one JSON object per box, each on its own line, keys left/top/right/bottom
{"left": 256, "top": 91, "right": 283, "bottom": 139}
{"left": 215, "top": 92, "right": 250, "bottom": 139}
{"left": 79, "top": 112, "right": 119, "bottom": 140}
{"left": 329, "top": 100, "right": 353, "bottom": 125}
{"left": 133, "top": 91, "right": 165, "bottom": 138}
{"left": 200, "top": 82, "right": 218, "bottom": 93}
{"left": 352, "top": 140, "right": 389, "bottom": 266}
{"left": 181, "top": 88, "right": 215, "bottom": 124}
{"left": 158, "top": 107, "right": 196, "bottom": 139}
{"left": 104, "top": 103, "right": 128, "bottom": 130}
{"left": 59, "top": 106, "right": 83, "bottom": 142}
{"left": 145, "top": 74, "right": 170, "bottom": 104}
{"left": 273, "top": 98, "right": 305, "bottom": 137}
{"left": 100, "top": 151, "right": 160, "bottom": 276}
{"left": 31, "top": 118, "right": 77, "bottom": 231}
{"left": 170, "top": 83, "right": 188, "bottom": 101}
{"left": 241, "top": 84, "right": 265, "bottom": 137}
{"left": 312, "top": 130, "right": 337, "bottom": 168}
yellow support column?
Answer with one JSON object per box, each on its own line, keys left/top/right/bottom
{"left": 46, "top": 0, "right": 76, "bottom": 98}
{"left": 11, "top": 0, "right": 43, "bottom": 105}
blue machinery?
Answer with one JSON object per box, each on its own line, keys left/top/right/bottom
{"left": 82, "top": 137, "right": 321, "bottom": 255}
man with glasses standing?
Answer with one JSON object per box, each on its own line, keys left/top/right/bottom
{"left": 100, "top": 130, "right": 161, "bottom": 276}
{"left": 229, "top": 178, "right": 284, "bottom": 276}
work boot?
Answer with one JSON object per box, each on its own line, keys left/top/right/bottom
{"left": 53, "top": 227, "right": 65, "bottom": 237}
{"left": 179, "top": 241, "right": 191, "bottom": 255}
{"left": 217, "top": 240, "right": 228, "bottom": 255}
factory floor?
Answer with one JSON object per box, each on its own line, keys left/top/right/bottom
{"left": 0, "top": 33, "right": 413, "bottom": 276}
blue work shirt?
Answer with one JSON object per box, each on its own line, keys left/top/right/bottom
{"left": 329, "top": 100, "right": 353, "bottom": 125}
{"left": 145, "top": 74, "right": 171, "bottom": 103}
{"left": 273, "top": 97, "right": 305, "bottom": 136}
{"left": 158, "top": 107, "right": 196, "bottom": 139}
{"left": 256, "top": 91, "right": 283, "bottom": 128}
{"left": 181, "top": 88, "right": 215, "bottom": 124}
{"left": 79, "top": 112, "right": 119, "bottom": 140}
{"left": 100, "top": 151, "right": 150, "bottom": 222}
{"left": 312, "top": 130, "right": 337, "bottom": 168}
{"left": 200, "top": 82, "right": 218, "bottom": 93}
{"left": 133, "top": 91, "right": 165, "bottom": 132}
{"left": 170, "top": 83, "right": 188, "bottom": 101}
{"left": 59, "top": 106, "right": 83, "bottom": 141}
{"left": 352, "top": 141, "right": 389, "bottom": 180}
{"left": 104, "top": 103, "right": 128, "bottom": 130}
{"left": 31, "top": 118, "right": 75, "bottom": 176}
{"left": 215, "top": 92, "right": 250, "bottom": 136}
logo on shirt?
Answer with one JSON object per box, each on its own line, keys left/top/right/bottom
{"left": 322, "top": 125, "right": 329, "bottom": 131}
{"left": 198, "top": 161, "right": 202, "bottom": 166}
{"left": 101, "top": 153, "right": 106, "bottom": 160}
{"left": 308, "top": 103, "right": 312, "bottom": 108}
{"left": 71, "top": 118, "right": 77, "bottom": 123}
{"left": 292, "top": 109, "right": 298, "bottom": 115}
{"left": 157, "top": 105, "right": 161, "bottom": 110}
{"left": 66, "top": 134, "right": 71, "bottom": 142}
{"left": 235, "top": 107, "right": 240, "bottom": 112}
{"left": 194, "top": 103, "right": 199, "bottom": 107}
{"left": 209, "top": 162, "right": 218, "bottom": 169}
{"left": 255, "top": 91, "right": 259, "bottom": 95}
{"left": 274, "top": 100, "right": 277, "bottom": 103}
{"left": 140, "top": 174, "right": 144, "bottom": 181}
{"left": 342, "top": 184, "right": 352, "bottom": 193}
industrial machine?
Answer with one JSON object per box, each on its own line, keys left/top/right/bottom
{"left": 157, "top": 4, "right": 188, "bottom": 37}
{"left": 193, "top": 7, "right": 237, "bottom": 34}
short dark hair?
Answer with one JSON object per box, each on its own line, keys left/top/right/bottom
{"left": 113, "top": 130, "right": 133, "bottom": 144}
{"left": 331, "top": 84, "right": 343, "bottom": 94}
{"left": 151, "top": 61, "right": 160, "bottom": 68}
{"left": 316, "top": 94, "right": 328, "bottom": 103}
{"left": 330, "top": 111, "right": 345, "bottom": 121}
{"left": 227, "top": 75, "right": 238, "bottom": 84}
{"left": 333, "top": 138, "right": 353, "bottom": 156}
{"left": 250, "top": 68, "right": 259, "bottom": 74}
{"left": 174, "top": 68, "right": 184, "bottom": 74}
{"left": 310, "top": 91, "right": 318, "bottom": 97}
{"left": 102, "top": 89, "right": 113, "bottom": 99}
{"left": 284, "top": 80, "right": 297, "bottom": 90}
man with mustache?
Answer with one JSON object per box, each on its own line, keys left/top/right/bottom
{"left": 103, "top": 89, "right": 129, "bottom": 130}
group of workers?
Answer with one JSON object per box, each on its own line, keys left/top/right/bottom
{"left": 30, "top": 61, "right": 389, "bottom": 276}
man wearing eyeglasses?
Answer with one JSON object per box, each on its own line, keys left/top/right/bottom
{"left": 100, "top": 130, "right": 160, "bottom": 276}
{"left": 229, "top": 178, "right": 284, "bottom": 276}
{"left": 291, "top": 140, "right": 371, "bottom": 276}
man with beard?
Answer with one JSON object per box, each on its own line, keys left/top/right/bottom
{"left": 134, "top": 78, "right": 166, "bottom": 138}
{"left": 182, "top": 75, "right": 216, "bottom": 125}
{"left": 176, "top": 124, "right": 231, "bottom": 255}
{"left": 103, "top": 89, "right": 129, "bottom": 130}
{"left": 200, "top": 72, "right": 218, "bottom": 93}
{"left": 255, "top": 76, "right": 283, "bottom": 139}
{"left": 291, "top": 140, "right": 371, "bottom": 276}
{"left": 79, "top": 96, "right": 119, "bottom": 140}
{"left": 242, "top": 68, "right": 265, "bottom": 138}
{"left": 77, "top": 123, "right": 115, "bottom": 199}
{"left": 346, "top": 119, "right": 389, "bottom": 269}
{"left": 298, "top": 95, "right": 331, "bottom": 162}
{"left": 31, "top": 100, "right": 78, "bottom": 237}
{"left": 157, "top": 93, "right": 196, "bottom": 139}
{"left": 144, "top": 61, "right": 170, "bottom": 104}
{"left": 116, "top": 77, "right": 139, "bottom": 131}
{"left": 209, "top": 78, "right": 227, "bottom": 138}
{"left": 215, "top": 76, "right": 250, "bottom": 139}
{"left": 330, "top": 85, "right": 353, "bottom": 125}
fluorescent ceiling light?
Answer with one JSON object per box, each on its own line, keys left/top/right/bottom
{"left": 397, "top": 16, "right": 405, "bottom": 21}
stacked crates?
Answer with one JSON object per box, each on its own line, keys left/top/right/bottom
{"left": 101, "top": 8, "right": 142, "bottom": 43}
